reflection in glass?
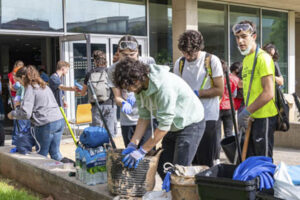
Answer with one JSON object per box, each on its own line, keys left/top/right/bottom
{"left": 230, "top": 6, "right": 260, "bottom": 65}
{"left": 0, "top": 0, "right": 63, "bottom": 31}
{"left": 262, "top": 10, "right": 288, "bottom": 91}
{"left": 198, "top": 2, "right": 227, "bottom": 61}
{"left": 73, "top": 43, "right": 106, "bottom": 106}
{"left": 66, "top": 0, "right": 146, "bottom": 36}
{"left": 149, "top": 0, "right": 172, "bottom": 66}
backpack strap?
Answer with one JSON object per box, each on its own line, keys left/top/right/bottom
{"left": 178, "top": 57, "right": 186, "bottom": 75}
{"left": 200, "top": 53, "right": 213, "bottom": 90}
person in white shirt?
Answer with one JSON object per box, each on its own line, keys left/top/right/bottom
{"left": 173, "top": 30, "right": 224, "bottom": 167}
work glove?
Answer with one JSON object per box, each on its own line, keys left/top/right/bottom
{"left": 121, "top": 101, "right": 133, "bottom": 114}
{"left": 238, "top": 108, "right": 251, "bottom": 130}
{"left": 126, "top": 93, "right": 136, "bottom": 106}
{"left": 122, "top": 147, "right": 147, "bottom": 169}
{"left": 122, "top": 142, "right": 137, "bottom": 155}
{"left": 194, "top": 90, "right": 199, "bottom": 97}
{"left": 162, "top": 171, "right": 171, "bottom": 192}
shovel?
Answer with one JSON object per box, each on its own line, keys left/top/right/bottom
{"left": 87, "top": 79, "right": 116, "bottom": 149}
{"left": 223, "top": 69, "right": 242, "bottom": 164}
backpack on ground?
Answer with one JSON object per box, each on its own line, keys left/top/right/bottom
{"left": 88, "top": 69, "right": 111, "bottom": 103}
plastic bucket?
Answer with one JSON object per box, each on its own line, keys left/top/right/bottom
{"left": 220, "top": 136, "right": 237, "bottom": 163}
{"left": 195, "top": 164, "right": 258, "bottom": 200}
{"left": 106, "top": 148, "right": 163, "bottom": 197}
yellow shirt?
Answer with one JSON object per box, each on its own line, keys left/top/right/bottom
{"left": 242, "top": 49, "right": 278, "bottom": 118}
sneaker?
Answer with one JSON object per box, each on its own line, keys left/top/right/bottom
{"left": 60, "top": 157, "right": 75, "bottom": 165}
{"left": 214, "top": 159, "right": 220, "bottom": 166}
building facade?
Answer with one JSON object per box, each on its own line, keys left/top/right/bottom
{"left": 0, "top": 0, "right": 299, "bottom": 120}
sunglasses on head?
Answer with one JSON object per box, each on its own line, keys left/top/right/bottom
{"left": 232, "top": 23, "right": 254, "bottom": 34}
{"left": 119, "top": 41, "right": 138, "bottom": 51}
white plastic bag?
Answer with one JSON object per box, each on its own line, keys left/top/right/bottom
{"left": 274, "top": 162, "right": 300, "bottom": 200}
{"left": 142, "top": 191, "right": 172, "bottom": 200}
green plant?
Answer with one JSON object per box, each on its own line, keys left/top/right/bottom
{"left": 0, "top": 180, "right": 39, "bottom": 200}
{"left": 155, "top": 49, "right": 172, "bottom": 65}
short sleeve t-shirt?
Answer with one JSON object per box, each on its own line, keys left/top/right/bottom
{"left": 49, "top": 73, "right": 63, "bottom": 107}
{"left": 8, "top": 72, "right": 16, "bottom": 97}
{"left": 242, "top": 49, "right": 278, "bottom": 118}
{"left": 107, "top": 56, "right": 156, "bottom": 126}
{"left": 173, "top": 51, "right": 223, "bottom": 121}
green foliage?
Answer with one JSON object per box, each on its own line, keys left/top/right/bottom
{"left": 0, "top": 181, "right": 39, "bottom": 200}
{"left": 155, "top": 49, "right": 172, "bottom": 65}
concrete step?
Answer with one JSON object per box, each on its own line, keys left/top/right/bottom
{"left": 0, "top": 146, "right": 114, "bottom": 200}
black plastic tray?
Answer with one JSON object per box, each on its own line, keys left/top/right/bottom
{"left": 195, "top": 164, "right": 258, "bottom": 200}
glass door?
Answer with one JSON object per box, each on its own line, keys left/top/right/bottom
{"left": 109, "top": 37, "right": 148, "bottom": 65}
{"left": 60, "top": 34, "right": 109, "bottom": 120}
{"left": 60, "top": 34, "right": 148, "bottom": 120}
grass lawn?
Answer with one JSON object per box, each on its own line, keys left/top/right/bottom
{"left": 0, "top": 178, "right": 40, "bottom": 200}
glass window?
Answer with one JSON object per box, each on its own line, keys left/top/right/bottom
{"left": 0, "top": 0, "right": 63, "bottom": 31}
{"left": 262, "top": 10, "right": 288, "bottom": 90}
{"left": 149, "top": 0, "right": 172, "bottom": 65}
{"left": 73, "top": 43, "right": 107, "bottom": 105}
{"left": 66, "top": 0, "right": 146, "bottom": 36}
{"left": 198, "top": 2, "right": 227, "bottom": 61}
{"left": 230, "top": 6, "right": 260, "bottom": 65}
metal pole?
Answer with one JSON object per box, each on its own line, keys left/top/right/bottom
{"left": 85, "top": 34, "right": 92, "bottom": 72}
{"left": 87, "top": 80, "right": 116, "bottom": 149}
{"left": 225, "top": 69, "right": 242, "bottom": 164}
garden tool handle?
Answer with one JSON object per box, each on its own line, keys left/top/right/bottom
{"left": 242, "top": 119, "right": 253, "bottom": 161}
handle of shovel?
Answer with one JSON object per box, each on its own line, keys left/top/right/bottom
{"left": 242, "top": 119, "right": 252, "bottom": 161}
{"left": 59, "top": 107, "right": 78, "bottom": 147}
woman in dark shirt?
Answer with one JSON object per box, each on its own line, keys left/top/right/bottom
{"left": 263, "top": 43, "right": 284, "bottom": 86}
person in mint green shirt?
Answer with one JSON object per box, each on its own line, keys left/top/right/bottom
{"left": 113, "top": 57, "right": 205, "bottom": 179}
{"left": 233, "top": 20, "right": 278, "bottom": 158}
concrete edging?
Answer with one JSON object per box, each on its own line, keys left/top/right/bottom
{"left": 0, "top": 146, "right": 113, "bottom": 200}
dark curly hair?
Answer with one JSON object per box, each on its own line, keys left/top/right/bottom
{"left": 178, "top": 30, "right": 204, "bottom": 54}
{"left": 263, "top": 43, "right": 279, "bottom": 62}
{"left": 113, "top": 57, "right": 150, "bottom": 89}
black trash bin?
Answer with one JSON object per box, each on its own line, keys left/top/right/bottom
{"left": 195, "top": 164, "right": 258, "bottom": 200}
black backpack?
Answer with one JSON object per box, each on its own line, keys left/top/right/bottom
{"left": 274, "top": 85, "right": 289, "bottom": 132}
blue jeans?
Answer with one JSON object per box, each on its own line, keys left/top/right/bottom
{"left": 35, "top": 119, "right": 65, "bottom": 161}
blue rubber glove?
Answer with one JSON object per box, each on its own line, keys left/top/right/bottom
{"left": 122, "top": 147, "right": 147, "bottom": 169}
{"left": 194, "top": 90, "right": 199, "bottom": 97}
{"left": 238, "top": 107, "right": 251, "bottom": 130}
{"left": 126, "top": 93, "right": 136, "bottom": 106}
{"left": 10, "top": 147, "right": 18, "bottom": 153}
{"left": 121, "top": 101, "right": 133, "bottom": 114}
{"left": 122, "top": 142, "right": 137, "bottom": 155}
{"left": 162, "top": 171, "right": 171, "bottom": 192}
